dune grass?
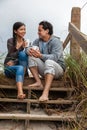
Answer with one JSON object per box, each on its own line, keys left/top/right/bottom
{"left": 64, "top": 53, "right": 87, "bottom": 130}
{"left": 65, "top": 52, "right": 87, "bottom": 88}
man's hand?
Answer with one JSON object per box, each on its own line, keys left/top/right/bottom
{"left": 29, "top": 48, "right": 42, "bottom": 58}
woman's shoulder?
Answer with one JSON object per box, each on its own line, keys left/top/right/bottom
{"left": 7, "top": 38, "right": 13, "bottom": 43}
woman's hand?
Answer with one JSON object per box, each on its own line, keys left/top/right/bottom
{"left": 22, "top": 40, "right": 28, "bottom": 48}
{"left": 6, "top": 60, "right": 14, "bottom": 66}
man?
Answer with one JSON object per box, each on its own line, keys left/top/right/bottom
{"left": 26, "top": 21, "right": 65, "bottom": 101}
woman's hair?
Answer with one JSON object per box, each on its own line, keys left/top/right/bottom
{"left": 13, "top": 22, "right": 25, "bottom": 45}
{"left": 39, "top": 21, "right": 53, "bottom": 35}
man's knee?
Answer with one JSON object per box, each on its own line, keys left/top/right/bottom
{"left": 44, "top": 60, "right": 55, "bottom": 75}
{"left": 29, "top": 57, "right": 41, "bottom": 67}
{"left": 45, "top": 60, "right": 54, "bottom": 67}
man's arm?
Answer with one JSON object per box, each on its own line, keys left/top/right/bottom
{"left": 41, "top": 38, "right": 63, "bottom": 62}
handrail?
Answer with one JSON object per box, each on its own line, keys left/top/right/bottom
{"left": 69, "top": 22, "right": 87, "bottom": 54}
{"left": 63, "top": 33, "right": 71, "bottom": 50}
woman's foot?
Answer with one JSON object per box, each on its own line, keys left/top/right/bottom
{"left": 28, "top": 82, "right": 43, "bottom": 88}
{"left": 39, "top": 95, "right": 49, "bottom": 102}
{"left": 17, "top": 93, "right": 26, "bottom": 99}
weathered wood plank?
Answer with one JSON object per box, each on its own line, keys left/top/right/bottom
{"left": 0, "top": 85, "right": 74, "bottom": 91}
{"left": 0, "top": 98, "right": 77, "bottom": 104}
{"left": 69, "top": 22, "right": 87, "bottom": 54}
{"left": 63, "top": 33, "right": 71, "bottom": 50}
{"left": 70, "top": 7, "right": 81, "bottom": 60}
{"left": 0, "top": 76, "right": 66, "bottom": 87}
{"left": 0, "top": 113, "right": 76, "bottom": 121}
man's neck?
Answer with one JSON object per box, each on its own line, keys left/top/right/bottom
{"left": 42, "top": 35, "right": 51, "bottom": 42}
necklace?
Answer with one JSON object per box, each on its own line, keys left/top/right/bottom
{"left": 16, "top": 41, "right": 23, "bottom": 49}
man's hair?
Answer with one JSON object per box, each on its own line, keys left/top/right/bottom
{"left": 39, "top": 21, "right": 53, "bottom": 35}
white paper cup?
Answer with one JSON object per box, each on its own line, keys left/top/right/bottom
{"left": 32, "top": 46, "right": 39, "bottom": 50}
{"left": 25, "top": 39, "right": 30, "bottom": 47}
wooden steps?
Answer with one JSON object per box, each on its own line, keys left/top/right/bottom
{"left": 0, "top": 98, "right": 77, "bottom": 104}
{"left": 0, "top": 78, "right": 76, "bottom": 129}
{"left": 0, "top": 112, "right": 76, "bottom": 121}
{"left": 0, "top": 84, "right": 74, "bottom": 91}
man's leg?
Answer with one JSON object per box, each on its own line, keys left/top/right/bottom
{"left": 28, "top": 56, "right": 45, "bottom": 88}
{"left": 39, "top": 73, "right": 54, "bottom": 101}
{"left": 29, "top": 66, "right": 43, "bottom": 88}
{"left": 39, "top": 59, "right": 63, "bottom": 101}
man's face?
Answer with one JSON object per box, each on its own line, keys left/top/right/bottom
{"left": 38, "top": 25, "right": 49, "bottom": 39}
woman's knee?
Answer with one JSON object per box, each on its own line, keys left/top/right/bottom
{"left": 19, "top": 51, "right": 27, "bottom": 60}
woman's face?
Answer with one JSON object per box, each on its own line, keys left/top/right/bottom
{"left": 14, "top": 25, "right": 26, "bottom": 38}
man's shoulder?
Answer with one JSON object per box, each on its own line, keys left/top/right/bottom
{"left": 49, "top": 35, "right": 61, "bottom": 45}
{"left": 33, "top": 38, "right": 40, "bottom": 45}
{"left": 34, "top": 38, "right": 40, "bottom": 42}
{"left": 51, "top": 35, "right": 60, "bottom": 41}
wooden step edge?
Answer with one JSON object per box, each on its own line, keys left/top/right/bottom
{"left": 0, "top": 85, "right": 74, "bottom": 91}
{"left": 0, "top": 98, "right": 77, "bottom": 104}
{"left": 0, "top": 113, "right": 76, "bottom": 121}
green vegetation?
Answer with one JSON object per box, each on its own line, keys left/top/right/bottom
{"left": 0, "top": 52, "right": 5, "bottom": 73}
{"left": 65, "top": 52, "right": 87, "bottom": 88}
{"left": 64, "top": 52, "right": 87, "bottom": 130}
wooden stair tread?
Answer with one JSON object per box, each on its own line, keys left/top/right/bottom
{"left": 0, "top": 98, "right": 77, "bottom": 104}
{"left": 0, "top": 76, "right": 71, "bottom": 87}
{"left": 0, "top": 112, "right": 76, "bottom": 121}
{"left": 0, "top": 78, "right": 76, "bottom": 123}
{"left": 0, "top": 85, "right": 74, "bottom": 91}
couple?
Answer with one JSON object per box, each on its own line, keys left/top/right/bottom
{"left": 4, "top": 21, "right": 65, "bottom": 101}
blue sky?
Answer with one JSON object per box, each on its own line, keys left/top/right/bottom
{"left": 0, "top": 0, "right": 87, "bottom": 52}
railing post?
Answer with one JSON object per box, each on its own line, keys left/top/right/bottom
{"left": 70, "top": 7, "right": 81, "bottom": 60}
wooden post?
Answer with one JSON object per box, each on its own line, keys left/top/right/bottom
{"left": 70, "top": 7, "right": 81, "bottom": 60}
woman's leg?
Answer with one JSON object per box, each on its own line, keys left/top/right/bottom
{"left": 18, "top": 51, "right": 28, "bottom": 75}
{"left": 18, "top": 51, "right": 28, "bottom": 74}
{"left": 15, "top": 65, "right": 26, "bottom": 99}
{"left": 4, "top": 65, "right": 25, "bottom": 99}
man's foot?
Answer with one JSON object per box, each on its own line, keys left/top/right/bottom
{"left": 17, "top": 93, "right": 26, "bottom": 99}
{"left": 28, "top": 82, "right": 43, "bottom": 88}
{"left": 39, "top": 95, "right": 49, "bottom": 102}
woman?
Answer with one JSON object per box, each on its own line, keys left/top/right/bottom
{"left": 4, "top": 22, "right": 28, "bottom": 99}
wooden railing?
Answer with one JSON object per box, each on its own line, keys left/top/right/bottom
{"left": 69, "top": 22, "right": 87, "bottom": 54}
{"left": 63, "top": 7, "right": 87, "bottom": 61}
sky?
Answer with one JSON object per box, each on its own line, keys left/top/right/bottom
{"left": 0, "top": 0, "right": 87, "bottom": 53}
